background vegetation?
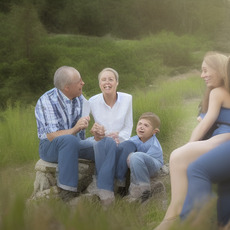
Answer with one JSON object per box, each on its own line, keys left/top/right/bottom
{"left": 0, "top": 0, "right": 230, "bottom": 229}
{"left": 0, "top": 0, "right": 230, "bottom": 108}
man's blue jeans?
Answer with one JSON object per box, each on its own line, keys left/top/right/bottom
{"left": 181, "top": 140, "right": 230, "bottom": 226}
{"left": 39, "top": 134, "right": 94, "bottom": 192}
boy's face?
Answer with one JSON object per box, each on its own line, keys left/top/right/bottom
{"left": 136, "top": 118, "right": 156, "bottom": 143}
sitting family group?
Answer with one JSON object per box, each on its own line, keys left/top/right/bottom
{"left": 35, "top": 51, "right": 230, "bottom": 229}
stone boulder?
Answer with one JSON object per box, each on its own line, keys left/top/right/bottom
{"left": 30, "top": 158, "right": 95, "bottom": 200}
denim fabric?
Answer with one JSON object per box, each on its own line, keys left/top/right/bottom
{"left": 115, "top": 140, "right": 136, "bottom": 183}
{"left": 93, "top": 137, "right": 117, "bottom": 191}
{"left": 129, "top": 151, "right": 162, "bottom": 185}
{"left": 181, "top": 140, "right": 230, "bottom": 226}
{"left": 39, "top": 134, "right": 94, "bottom": 192}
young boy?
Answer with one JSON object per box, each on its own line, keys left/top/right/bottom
{"left": 90, "top": 112, "right": 163, "bottom": 205}
{"left": 115, "top": 112, "right": 164, "bottom": 202}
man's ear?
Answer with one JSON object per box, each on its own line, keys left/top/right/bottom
{"left": 62, "top": 85, "right": 69, "bottom": 93}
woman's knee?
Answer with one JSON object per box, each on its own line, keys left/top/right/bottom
{"left": 105, "top": 136, "right": 116, "bottom": 146}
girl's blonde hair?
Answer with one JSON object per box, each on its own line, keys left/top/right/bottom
{"left": 201, "top": 52, "right": 230, "bottom": 113}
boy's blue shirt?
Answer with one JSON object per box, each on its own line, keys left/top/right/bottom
{"left": 129, "top": 134, "right": 164, "bottom": 165}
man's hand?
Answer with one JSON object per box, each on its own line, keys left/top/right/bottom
{"left": 47, "top": 116, "right": 90, "bottom": 141}
{"left": 75, "top": 116, "right": 90, "bottom": 130}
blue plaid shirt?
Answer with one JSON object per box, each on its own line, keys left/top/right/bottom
{"left": 35, "top": 88, "right": 85, "bottom": 140}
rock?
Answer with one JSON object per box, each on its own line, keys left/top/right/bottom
{"left": 30, "top": 159, "right": 169, "bottom": 205}
{"left": 30, "top": 159, "right": 95, "bottom": 200}
{"left": 149, "top": 163, "right": 170, "bottom": 210}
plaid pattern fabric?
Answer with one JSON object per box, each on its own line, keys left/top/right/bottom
{"left": 35, "top": 88, "right": 84, "bottom": 140}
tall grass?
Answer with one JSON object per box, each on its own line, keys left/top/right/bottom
{"left": 0, "top": 73, "right": 217, "bottom": 230}
{"left": 0, "top": 102, "right": 38, "bottom": 167}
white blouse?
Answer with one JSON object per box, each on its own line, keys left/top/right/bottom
{"left": 89, "top": 92, "right": 133, "bottom": 142}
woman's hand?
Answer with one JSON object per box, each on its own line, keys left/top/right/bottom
{"left": 106, "top": 132, "right": 119, "bottom": 144}
{"left": 90, "top": 123, "right": 105, "bottom": 141}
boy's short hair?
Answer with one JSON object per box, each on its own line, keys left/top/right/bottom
{"left": 138, "top": 112, "right": 161, "bottom": 129}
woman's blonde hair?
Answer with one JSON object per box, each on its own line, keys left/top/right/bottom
{"left": 201, "top": 52, "right": 230, "bottom": 113}
{"left": 98, "top": 67, "right": 119, "bottom": 82}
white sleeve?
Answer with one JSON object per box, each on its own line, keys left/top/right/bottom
{"left": 118, "top": 95, "right": 133, "bottom": 142}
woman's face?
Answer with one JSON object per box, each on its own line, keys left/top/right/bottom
{"left": 201, "top": 61, "right": 223, "bottom": 89}
{"left": 99, "top": 70, "right": 118, "bottom": 96}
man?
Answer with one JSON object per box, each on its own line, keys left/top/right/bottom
{"left": 35, "top": 66, "right": 94, "bottom": 202}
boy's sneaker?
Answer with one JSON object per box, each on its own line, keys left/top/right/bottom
{"left": 140, "top": 190, "right": 152, "bottom": 203}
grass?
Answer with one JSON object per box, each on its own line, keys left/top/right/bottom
{"left": 0, "top": 73, "right": 219, "bottom": 230}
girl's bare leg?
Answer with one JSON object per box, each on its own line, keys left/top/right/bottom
{"left": 163, "top": 133, "right": 230, "bottom": 220}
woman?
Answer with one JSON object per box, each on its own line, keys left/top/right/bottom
{"left": 154, "top": 52, "right": 230, "bottom": 230}
{"left": 181, "top": 140, "right": 230, "bottom": 228}
{"left": 89, "top": 67, "right": 133, "bottom": 143}
{"left": 87, "top": 67, "right": 133, "bottom": 205}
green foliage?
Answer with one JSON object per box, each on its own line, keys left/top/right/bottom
{"left": 1, "top": 0, "right": 230, "bottom": 39}
{"left": 39, "top": 32, "right": 209, "bottom": 101}
{"left": 0, "top": 103, "right": 38, "bottom": 167}
{"left": 0, "top": 3, "right": 59, "bottom": 107}
{"left": 0, "top": 0, "right": 225, "bottom": 108}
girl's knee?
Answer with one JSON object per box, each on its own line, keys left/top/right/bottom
{"left": 170, "top": 148, "right": 188, "bottom": 170}
{"left": 170, "top": 149, "right": 182, "bottom": 164}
